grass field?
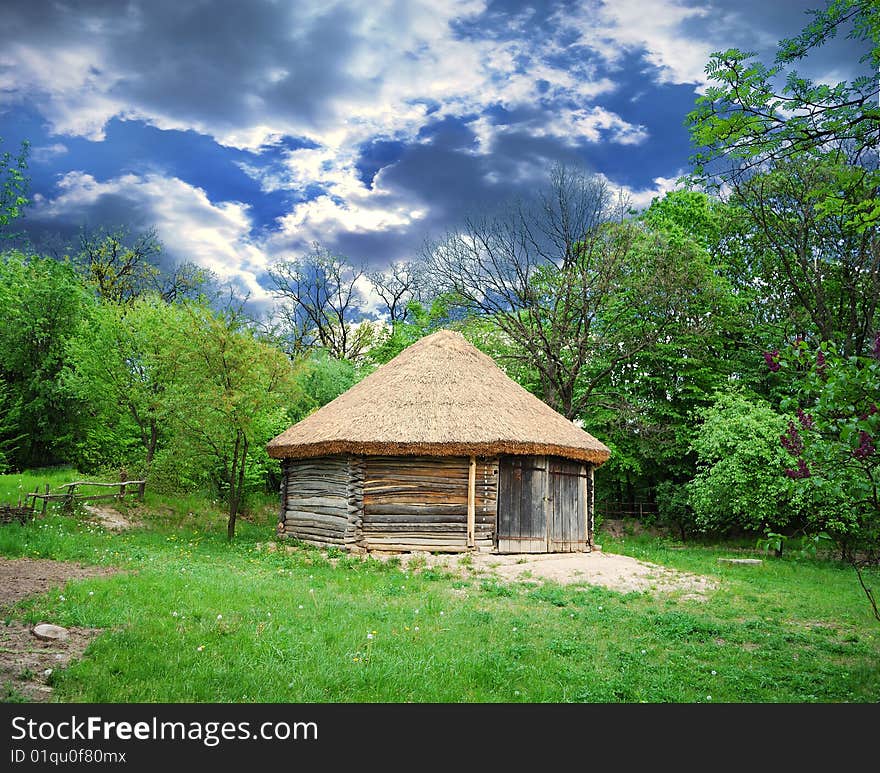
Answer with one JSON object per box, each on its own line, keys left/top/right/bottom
{"left": 1, "top": 472, "right": 878, "bottom": 703}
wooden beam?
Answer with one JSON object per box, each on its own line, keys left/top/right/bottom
{"left": 467, "top": 455, "right": 476, "bottom": 548}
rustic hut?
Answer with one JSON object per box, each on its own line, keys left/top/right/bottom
{"left": 266, "top": 330, "right": 610, "bottom": 553}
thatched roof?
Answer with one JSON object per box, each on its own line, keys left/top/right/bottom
{"left": 267, "top": 329, "right": 610, "bottom": 465}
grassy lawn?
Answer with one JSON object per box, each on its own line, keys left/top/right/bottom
{"left": 1, "top": 474, "right": 878, "bottom": 703}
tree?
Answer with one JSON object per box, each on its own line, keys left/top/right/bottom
{"left": 687, "top": 392, "right": 808, "bottom": 539}
{"left": 727, "top": 155, "right": 879, "bottom": 356}
{"left": 0, "top": 251, "right": 93, "bottom": 468}
{"left": 425, "top": 165, "right": 722, "bottom": 420}
{"left": 165, "top": 303, "right": 301, "bottom": 539}
{"left": 0, "top": 137, "right": 29, "bottom": 238}
{"left": 73, "top": 226, "right": 212, "bottom": 304}
{"left": 688, "top": 0, "right": 879, "bottom": 231}
{"left": 367, "top": 259, "right": 426, "bottom": 323}
{"left": 773, "top": 335, "right": 880, "bottom": 620}
{"left": 268, "top": 244, "right": 377, "bottom": 361}
{"left": 64, "top": 296, "right": 189, "bottom": 474}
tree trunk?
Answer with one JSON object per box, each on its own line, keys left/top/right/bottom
{"left": 227, "top": 432, "right": 241, "bottom": 541}
{"left": 226, "top": 432, "right": 249, "bottom": 541}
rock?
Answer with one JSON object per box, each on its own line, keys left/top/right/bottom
{"left": 32, "top": 623, "right": 69, "bottom": 641}
{"left": 717, "top": 558, "right": 763, "bottom": 565}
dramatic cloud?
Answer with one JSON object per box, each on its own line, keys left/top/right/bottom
{"left": 28, "top": 171, "right": 274, "bottom": 304}
{"left": 0, "top": 0, "right": 870, "bottom": 300}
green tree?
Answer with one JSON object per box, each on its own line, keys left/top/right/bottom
{"left": 774, "top": 336, "right": 879, "bottom": 620}
{"left": 688, "top": 0, "right": 878, "bottom": 230}
{"left": 165, "top": 303, "right": 301, "bottom": 539}
{"left": 64, "top": 295, "right": 189, "bottom": 474}
{"left": 0, "top": 138, "right": 29, "bottom": 238}
{"left": 0, "top": 251, "right": 93, "bottom": 468}
{"left": 73, "top": 226, "right": 212, "bottom": 304}
{"left": 687, "top": 393, "right": 807, "bottom": 537}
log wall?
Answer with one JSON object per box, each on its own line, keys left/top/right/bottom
{"left": 362, "top": 456, "right": 498, "bottom": 552}
{"left": 281, "top": 456, "right": 364, "bottom": 547}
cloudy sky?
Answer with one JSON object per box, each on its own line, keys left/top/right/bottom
{"left": 0, "top": 0, "right": 869, "bottom": 309}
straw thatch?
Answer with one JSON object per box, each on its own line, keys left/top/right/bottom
{"left": 267, "top": 329, "right": 610, "bottom": 465}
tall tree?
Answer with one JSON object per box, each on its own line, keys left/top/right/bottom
{"left": 74, "top": 226, "right": 211, "bottom": 304}
{"left": 166, "top": 303, "right": 300, "bottom": 539}
{"left": 64, "top": 295, "right": 189, "bottom": 473}
{"left": 424, "top": 165, "right": 720, "bottom": 420}
{"left": 367, "top": 259, "right": 426, "bottom": 323}
{"left": 268, "top": 244, "right": 376, "bottom": 361}
{"left": 0, "top": 251, "right": 93, "bottom": 467}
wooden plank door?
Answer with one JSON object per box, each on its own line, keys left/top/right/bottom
{"left": 547, "top": 459, "right": 588, "bottom": 552}
{"left": 497, "top": 456, "right": 547, "bottom": 553}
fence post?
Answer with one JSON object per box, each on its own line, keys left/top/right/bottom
{"left": 118, "top": 471, "right": 127, "bottom": 501}
{"left": 42, "top": 484, "right": 49, "bottom": 516}
{"left": 63, "top": 484, "right": 76, "bottom": 514}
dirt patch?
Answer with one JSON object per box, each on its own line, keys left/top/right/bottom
{"left": 376, "top": 548, "right": 719, "bottom": 600}
{"left": 0, "top": 557, "right": 120, "bottom": 703}
{"left": 82, "top": 504, "right": 139, "bottom": 531}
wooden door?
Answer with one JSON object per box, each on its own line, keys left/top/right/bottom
{"left": 496, "top": 456, "right": 547, "bottom": 553}
{"left": 547, "top": 458, "right": 588, "bottom": 552}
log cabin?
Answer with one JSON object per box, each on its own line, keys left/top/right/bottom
{"left": 266, "top": 330, "right": 610, "bottom": 553}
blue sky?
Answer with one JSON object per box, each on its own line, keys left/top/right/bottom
{"left": 0, "top": 0, "right": 869, "bottom": 310}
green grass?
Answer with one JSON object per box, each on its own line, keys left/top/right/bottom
{"left": 1, "top": 471, "right": 878, "bottom": 703}
{"left": 0, "top": 466, "right": 85, "bottom": 504}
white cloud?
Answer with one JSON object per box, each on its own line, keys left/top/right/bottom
{"left": 583, "top": 0, "right": 717, "bottom": 87}
{"left": 30, "top": 143, "right": 68, "bottom": 164}
{"left": 601, "top": 171, "right": 685, "bottom": 210}
{"left": 31, "top": 171, "right": 274, "bottom": 304}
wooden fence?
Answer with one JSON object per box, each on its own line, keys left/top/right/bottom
{"left": 596, "top": 501, "right": 658, "bottom": 520}
{"left": 22, "top": 478, "right": 146, "bottom": 517}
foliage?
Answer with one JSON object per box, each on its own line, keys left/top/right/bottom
{"left": 687, "top": 393, "right": 807, "bottom": 535}
{"left": 289, "top": 349, "right": 361, "bottom": 421}
{"left": 726, "top": 153, "right": 879, "bottom": 356}
{"left": 688, "top": 0, "right": 879, "bottom": 230}
{"left": 72, "top": 227, "right": 212, "bottom": 304}
{"left": 0, "top": 137, "right": 29, "bottom": 238}
{"left": 64, "top": 296, "right": 192, "bottom": 474}
{"left": 773, "top": 335, "right": 880, "bottom": 619}
{"left": 160, "top": 303, "right": 302, "bottom": 539}
{"left": 0, "top": 251, "right": 94, "bottom": 468}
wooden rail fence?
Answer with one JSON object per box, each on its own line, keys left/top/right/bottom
{"left": 1, "top": 477, "right": 147, "bottom": 523}
{"left": 32, "top": 479, "right": 146, "bottom": 515}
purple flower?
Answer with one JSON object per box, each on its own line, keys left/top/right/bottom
{"left": 780, "top": 421, "right": 804, "bottom": 457}
{"left": 764, "top": 350, "right": 781, "bottom": 372}
{"left": 816, "top": 349, "right": 826, "bottom": 379}
{"left": 784, "top": 459, "right": 811, "bottom": 479}
{"left": 853, "top": 431, "right": 876, "bottom": 460}
{"left": 796, "top": 408, "right": 814, "bottom": 430}
{"left": 872, "top": 332, "right": 880, "bottom": 360}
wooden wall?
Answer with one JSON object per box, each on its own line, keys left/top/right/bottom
{"left": 280, "top": 456, "right": 364, "bottom": 547}
{"left": 361, "top": 456, "right": 498, "bottom": 552}
{"left": 279, "top": 453, "right": 594, "bottom": 554}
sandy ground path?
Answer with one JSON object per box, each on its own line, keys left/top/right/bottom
{"left": 378, "top": 548, "right": 719, "bottom": 600}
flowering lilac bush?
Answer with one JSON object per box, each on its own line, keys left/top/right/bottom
{"left": 771, "top": 334, "right": 880, "bottom": 620}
